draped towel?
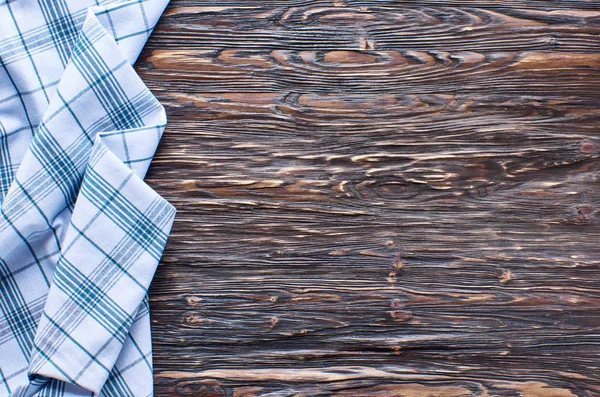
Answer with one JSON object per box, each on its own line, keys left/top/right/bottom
{"left": 0, "top": 0, "right": 174, "bottom": 395}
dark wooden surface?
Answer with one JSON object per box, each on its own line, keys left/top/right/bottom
{"left": 137, "top": 1, "right": 600, "bottom": 396}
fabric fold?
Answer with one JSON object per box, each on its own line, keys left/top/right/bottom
{"left": 29, "top": 137, "right": 175, "bottom": 395}
{"left": 0, "top": 0, "right": 173, "bottom": 396}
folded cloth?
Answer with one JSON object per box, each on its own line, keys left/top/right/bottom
{"left": 0, "top": 0, "right": 175, "bottom": 395}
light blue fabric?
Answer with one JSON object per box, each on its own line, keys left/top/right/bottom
{"left": 0, "top": 0, "right": 174, "bottom": 395}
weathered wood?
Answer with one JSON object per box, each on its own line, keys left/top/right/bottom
{"left": 138, "top": 1, "right": 600, "bottom": 396}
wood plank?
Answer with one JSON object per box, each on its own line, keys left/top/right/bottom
{"left": 145, "top": 6, "right": 600, "bottom": 52}
{"left": 140, "top": 1, "right": 600, "bottom": 396}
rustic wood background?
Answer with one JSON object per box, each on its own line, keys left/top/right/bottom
{"left": 136, "top": 0, "right": 600, "bottom": 396}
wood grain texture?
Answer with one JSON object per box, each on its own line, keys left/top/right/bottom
{"left": 136, "top": 1, "right": 600, "bottom": 396}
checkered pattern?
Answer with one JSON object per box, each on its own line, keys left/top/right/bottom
{"left": 0, "top": 1, "right": 174, "bottom": 396}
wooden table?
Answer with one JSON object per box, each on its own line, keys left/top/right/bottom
{"left": 137, "top": 1, "right": 600, "bottom": 395}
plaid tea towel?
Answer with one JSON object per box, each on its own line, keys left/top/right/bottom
{"left": 0, "top": 0, "right": 175, "bottom": 396}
